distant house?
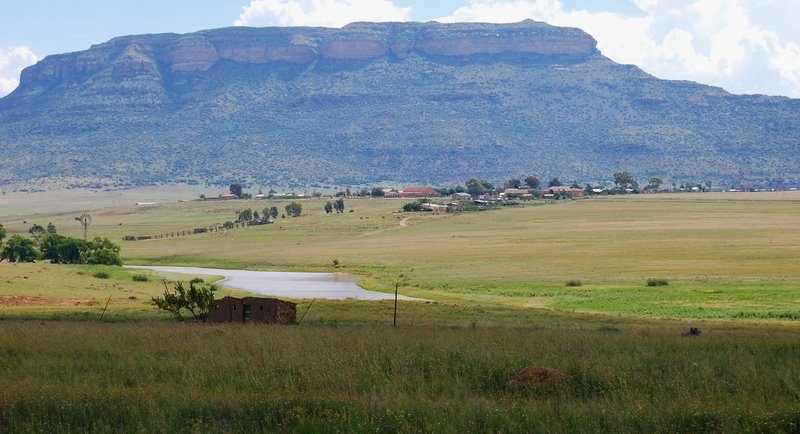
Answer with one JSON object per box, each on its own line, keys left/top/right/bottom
{"left": 547, "top": 186, "right": 584, "bottom": 198}
{"left": 216, "top": 193, "right": 238, "bottom": 200}
{"left": 502, "top": 188, "right": 533, "bottom": 199}
{"left": 207, "top": 296, "right": 296, "bottom": 324}
{"left": 451, "top": 192, "right": 472, "bottom": 200}
{"left": 400, "top": 186, "right": 440, "bottom": 198}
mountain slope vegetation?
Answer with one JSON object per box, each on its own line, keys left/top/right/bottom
{"left": 1, "top": 20, "right": 798, "bottom": 188}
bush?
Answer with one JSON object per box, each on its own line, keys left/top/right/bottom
{"left": 647, "top": 278, "right": 669, "bottom": 287}
{"left": 402, "top": 202, "right": 422, "bottom": 212}
{"left": 132, "top": 274, "right": 150, "bottom": 282}
{"left": 565, "top": 279, "right": 583, "bottom": 287}
{"left": 93, "top": 271, "right": 110, "bottom": 279}
{"left": 152, "top": 280, "right": 217, "bottom": 321}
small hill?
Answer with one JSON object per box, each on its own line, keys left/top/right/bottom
{"left": 1, "top": 20, "right": 798, "bottom": 188}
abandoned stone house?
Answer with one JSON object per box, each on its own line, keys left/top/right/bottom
{"left": 207, "top": 296, "right": 296, "bottom": 324}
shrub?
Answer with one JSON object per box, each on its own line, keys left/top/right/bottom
{"left": 565, "top": 279, "right": 583, "bottom": 287}
{"left": 647, "top": 278, "right": 669, "bottom": 287}
{"left": 152, "top": 280, "right": 217, "bottom": 321}
{"left": 402, "top": 202, "right": 422, "bottom": 212}
{"left": 93, "top": 271, "right": 110, "bottom": 279}
{"left": 132, "top": 274, "right": 150, "bottom": 282}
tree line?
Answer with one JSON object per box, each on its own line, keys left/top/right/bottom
{"left": 0, "top": 221, "right": 122, "bottom": 265}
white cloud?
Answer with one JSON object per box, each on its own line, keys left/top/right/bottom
{"left": 235, "top": 0, "right": 412, "bottom": 28}
{"left": 0, "top": 46, "right": 38, "bottom": 97}
{"left": 435, "top": 0, "right": 800, "bottom": 97}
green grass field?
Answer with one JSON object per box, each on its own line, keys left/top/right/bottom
{"left": 3, "top": 191, "right": 797, "bottom": 320}
{"left": 1, "top": 190, "right": 799, "bottom": 432}
{"left": 1, "top": 319, "right": 798, "bottom": 433}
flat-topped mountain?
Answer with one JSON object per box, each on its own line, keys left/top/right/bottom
{"left": 1, "top": 20, "right": 798, "bottom": 188}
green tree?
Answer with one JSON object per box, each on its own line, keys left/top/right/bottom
{"left": 229, "top": 183, "right": 243, "bottom": 198}
{"left": 0, "top": 223, "right": 6, "bottom": 246}
{"left": 648, "top": 177, "right": 664, "bottom": 190}
{"left": 269, "top": 206, "right": 279, "bottom": 219}
{"left": 152, "top": 279, "right": 217, "bottom": 321}
{"left": 324, "top": 202, "right": 333, "bottom": 214}
{"left": 1, "top": 235, "right": 39, "bottom": 262}
{"left": 614, "top": 172, "right": 634, "bottom": 187}
{"left": 334, "top": 198, "right": 345, "bottom": 213}
{"left": 402, "top": 202, "right": 422, "bottom": 212}
{"left": 46, "top": 222, "right": 57, "bottom": 234}
{"left": 466, "top": 178, "right": 493, "bottom": 196}
{"left": 40, "top": 234, "right": 67, "bottom": 263}
{"left": 86, "top": 237, "right": 123, "bottom": 266}
{"left": 56, "top": 238, "right": 89, "bottom": 264}
{"left": 524, "top": 176, "right": 540, "bottom": 189}
{"left": 41, "top": 234, "right": 90, "bottom": 264}
{"left": 285, "top": 202, "right": 302, "bottom": 218}
{"left": 504, "top": 178, "right": 521, "bottom": 189}
{"left": 237, "top": 208, "right": 253, "bottom": 222}
{"left": 548, "top": 177, "right": 562, "bottom": 187}
{"left": 29, "top": 224, "right": 46, "bottom": 246}
{"left": 371, "top": 187, "right": 384, "bottom": 197}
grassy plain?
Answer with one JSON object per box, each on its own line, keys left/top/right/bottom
{"left": 1, "top": 319, "right": 799, "bottom": 433}
{"left": 4, "top": 191, "right": 798, "bottom": 320}
{"left": 1, "top": 190, "right": 799, "bottom": 432}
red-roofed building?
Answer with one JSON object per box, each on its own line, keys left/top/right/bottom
{"left": 399, "top": 186, "right": 440, "bottom": 198}
{"left": 502, "top": 188, "right": 533, "bottom": 199}
{"left": 547, "top": 186, "right": 584, "bottom": 198}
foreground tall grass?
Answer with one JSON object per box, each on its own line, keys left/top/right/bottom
{"left": 1, "top": 320, "right": 798, "bottom": 433}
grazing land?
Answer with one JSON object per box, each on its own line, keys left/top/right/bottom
{"left": 1, "top": 190, "right": 798, "bottom": 432}
{"left": 2, "top": 319, "right": 799, "bottom": 433}
{"left": 3, "top": 190, "right": 798, "bottom": 320}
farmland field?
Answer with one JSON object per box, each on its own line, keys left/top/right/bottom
{"left": 2, "top": 190, "right": 798, "bottom": 320}
{"left": 1, "top": 189, "right": 799, "bottom": 432}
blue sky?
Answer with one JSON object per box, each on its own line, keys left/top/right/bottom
{"left": 2, "top": 0, "right": 799, "bottom": 98}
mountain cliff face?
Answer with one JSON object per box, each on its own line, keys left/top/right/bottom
{"left": 1, "top": 20, "right": 798, "bottom": 188}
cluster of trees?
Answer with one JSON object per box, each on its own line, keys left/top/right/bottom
{"left": 0, "top": 222, "right": 122, "bottom": 265}
{"left": 324, "top": 198, "right": 345, "bottom": 214}
{"left": 284, "top": 202, "right": 302, "bottom": 218}
{"left": 435, "top": 175, "right": 565, "bottom": 198}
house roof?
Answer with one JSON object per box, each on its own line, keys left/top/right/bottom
{"left": 402, "top": 186, "right": 435, "bottom": 193}
{"left": 548, "top": 186, "right": 581, "bottom": 192}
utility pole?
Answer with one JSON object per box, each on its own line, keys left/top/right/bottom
{"left": 393, "top": 283, "right": 398, "bottom": 328}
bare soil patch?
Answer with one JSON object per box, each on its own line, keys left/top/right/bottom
{"left": 0, "top": 295, "right": 97, "bottom": 307}
{"left": 507, "top": 366, "right": 568, "bottom": 388}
